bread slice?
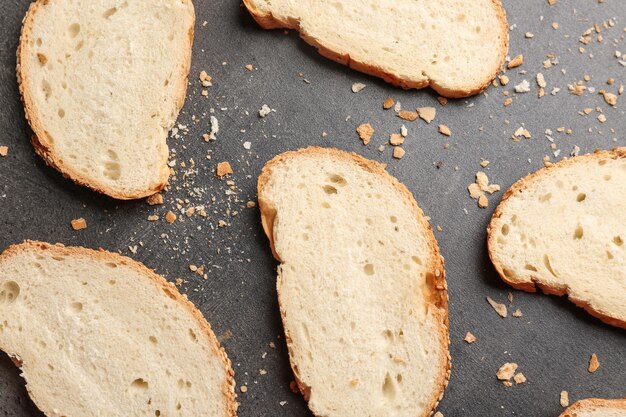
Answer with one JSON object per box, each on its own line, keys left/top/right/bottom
{"left": 17, "top": 0, "right": 195, "bottom": 199}
{"left": 559, "top": 399, "right": 626, "bottom": 417}
{"left": 243, "top": 0, "right": 508, "bottom": 97}
{"left": 0, "top": 241, "right": 236, "bottom": 417}
{"left": 488, "top": 148, "right": 626, "bottom": 329}
{"left": 257, "top": 147, "right": 450, "bottom": 417}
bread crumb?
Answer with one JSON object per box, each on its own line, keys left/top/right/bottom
{"left": 464, "top": 332, "right": 476, "bottom": 343}
{"left": 0, "top": 146, "right": 8, "bottom": 157}
{"left": 560, "top": 391, "right": 569, "bottom": 407}
{"left": 240, "top": 385, "right": 248, "bottom": 393}
{"left": 487, "top": 296, "right": 508, "bottom": 317}
{"left": 514, "top": 79, "right": 531, "bottom": 93}
{"left": 503, "top": 98, "right": 513, "bottom": 106}
{"left": 356, "top": 123, "right": 374, "bottom": 145}
{"left": 588, "top": 353, "right": 600, "bottom": 373}
{"left": 351, "top": 82, "right": 366, "bottom": 93}
{"left": 513, "top": 373, "right": 527, "bottom": 384}
{"left": 417, "top": 107, "right": 436, "bottom": 123}
{"left": 512, "top": 309, "right": 523, "bottom": 317}
{"left": 597, "top": 114, "right": 607, "bottom": 123}
{"left": 70, "top": 218, "right": 87, "bottom": 231}
{"left": 216, "top": 162, "right": 233, "bottom": 178}
{"left": 146, "top": 193, "right": 164, "bottom": 206}
{"left": 199, "top": 70, "right": 212, "bottom": 83}
{"left": 245, "top": 64, "right": 254, "bottom": 71}
{"left": 480, "top": 160, "right": 490, "bottom": 167}
{"left": 383, "top": 96, "right": 395, "bottom": 109}
{"left": 499, "top": 75, "right": 509, "bottom": 86}
{"left": 437, "top": 97, "right": 448, "bottom": 106}
{"left": 536, "top": 73, "right": 547, "bottom": 88}
{"left": 508, "top": 54, "right": 524, "bottom": 69}
{"left": 497, "top": 363, "right": 518, "bottom": 381}
{"left": 393, "top": 147, "right": 406, "bottom": 159}
{"left": 147, "top": 215, "right": 159, "bottom": 221}
{"left": 165, "top": 211, "right": 177, "bottom": 224}
{"left": 246, "top": 201, "right": 256, "bottom": 209}
{"left": 478, "top": 195, "right": 489, "bottom": 208}
{"left": 389, "top": 133, "right": 404, "bottom": 146}
{"left": 438, "top": 124, "right": 452, "bottom": 136}
{"left": 548, "top": 0, "right": 558, "bottom": 5}
{"left": 513, "top": 126, "right": 532, "bottom": 140}
{"left": 601, "top": 91, "right": 617, "bottom": 106}
{"left": 397, "top": 111, "right": 418, "bottom": 121}
{"left": 434, "top": 412, "right": 444, "bottom": 417}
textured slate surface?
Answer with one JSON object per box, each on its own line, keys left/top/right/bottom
{"left": 0, "top": 0, "right": 624, "bottom": 416}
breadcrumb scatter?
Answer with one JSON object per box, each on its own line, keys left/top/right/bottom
{"left": 383, "top": 96, "right": 395, "bottom": 109}
{"left": 393, "top": 147, "right": 406, "bottom": 159}
{"left": 70, "top": 218, "right": 87, "bottom": 231}
{"left": 165, "top": 211, "right": 177, "bottom": 224}
{"left": 497, "top": 363, "right": 518, "bottom": 381}
{"left": 146, "top": 193, "right": 164, "bottom": 206}
{"left": 417, "top": 107, "right": 436, "bottom": 123}
{"left": 507, "top": 54, "right": 524, "bottom": 69}
{"left": 259, "top": 104, "right": 273, "bottom": 118}
{"left": 464, "top": 332, "right": 476, "bottom": 343}
{"left": 438, "top": 124, "right": 452, "bottom": 136}
{"left": 487, "top": 296, "right": 507, "bottom": 317}
{"left": 0, "top": 146, "right": 8, "bottom": 157}
{"left": 588, "top": 353, "right": 600, "bottom": 373}
{"left": 513, "top": 373, "right": 527, "bottom": 384}
{"left": 560, "top": 391, "right": 569, "bottom": 407}
{"left": 351, "top": 82, "right": 366, "bottom": 93}
{"left": 397, "top": 111, "right": 418, "bottom": 121}
{"left": 389, "top": 133, "right": 404, "bottom": 146}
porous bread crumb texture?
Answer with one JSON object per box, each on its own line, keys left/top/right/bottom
{"left": 17, "top": 0, "right": 195, "bottom": 199}
{"left": 257, "top": 147, "right": 449, "bottom": 417}
{"left": 559, "top": 399, "right": 626, "bottom": 417}
{"left": 243, "top": 0, "right": 508, "bottom": 98}
{"left": 0, "top": 241, "right": 236, "bottom": 417}
{"left": 488, "top": 148, "right": 626, "bottom": 329}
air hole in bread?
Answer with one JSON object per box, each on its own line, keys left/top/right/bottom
{"left": 155, "top": 411, "right": 161, "bottom": 416}
{"left": 390, "top": 215, "right": 397, "bottom": 223}
{"left": 48, "top": 363, "right": 54, "bottom": 371}
{"left": 149, "top": 336, "right": 158, "bottom": 344}
{"left": 68, "top": 23, "right": 81, "bottom": 38}
{"left": 41, "top": 79, "right": 52, "bottom": 100}
{"left": 130, "top": 378, "right": 149, "bottom": 392}
{"left": 36, "top": 37, "right": 42, "bottom": 46}
{"left": 576, "top": 193, "right": 586, "bottom": 202}
{"left": 365, "top": 218, "right": 373, "bottom": 225}
{"left": 0, "top": 281, "right": 20, "bottom": 305}
{"left": 501, "top": 224, "right": 510, "bottom": 236}
{"left": 604, "top": 174, "right": 612, "bottom": 181}
{"left": 69, "top": 302, "right": 83, "bottom": 313}
{"left": 396, "top": 373, "right": 403, "bottom": 383}
{"left": 502, "top": 268, "right": 513, "bottom": 279}
{"left": 524, "top": 264, "right": 538, "bottom": 272}
{"left": 573, "top": 224, "right": 584, "bottom": 240}
{"left": 511, "top": 214, "right": 519, "bottom": 225}
{"left": 382, "top": 372, "right": 396, "bottom": 399}
{"left": 614, "top": 236, "right": 624, "bottom": 247}
{"left": 164, "top": 79, "right": 170, "bottom": 87}
{"left": 188, "top": 328, "right": 197, "bottom": 342}
{"left": 75, "top": 40, "right": 84, "bottom": 51}
{"left": 103, "top": 7, "right": 117, "bottom": 18}
{"left": 363, "top": 263, "right": 375, "bottom": 275}
{"left": 607, "top": 251, "right": 614, "bottom": 260}
{"left": 176, "top": 403, "right": 182, "bottom": 410}
{"left": 323, "top": 185, "right": 338, "bottom": 195}
{"left": 350, "top": 321, "right": 356, "bottom": 330}
{"left": 556, "top": 180, "right": 564, "bottom": 189}
{"left": 58, "top": 108, "right": 65, "bottom": 118}
{"left": 543, "top": 254, "right": 558, "bottom": 277}
{"left": 411, "top": 256, "right": 422, "bottom": 265}
{"left": 168, "top": 33, "right": 175, "bottom": 41}
{"left": 302, "top": 233, "right": 309, "bottom": 241}
{"left": 539, "top": 193, "right": 552, "bottom": 202}
{"left": 322, "top": 202, "right": 331, "bottom": 209}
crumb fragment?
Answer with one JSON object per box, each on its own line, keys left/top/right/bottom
{"left": 165, "top": 211, "right": 177, "bottom": 224}
{"left": 508, "top": 54, "right": 524, "bottom": 69}
{"left": 70, "top": 218, "right": 87, "bottom": 231}
{"left": 397, "top": 111, "right": 418, "bottom": 121}
{"left": 393, "top": 147, "right": 406, "bottom": 159}
{"left": 464, "top": 332, "right": 476, "bottom": 343}
{"left": 0, "top": 146, "right": 7, "bottom": 157}
{"left": 245, "top": 64, "right": 254, "bottom": 71}
{"left": 503, "top": 98, "right": 513, "bottom": 106}
{"left": 514, "top": 80, "right": 531, "bottom": 93}
{"left": 560, "top": 391, "right": 569, "bottom": 407}
{"left": 146, "top": 193, "right": 164, "bottom": 206}
{"left": 548, "top": 0, "right": 558, "bottom": 5}
{"left": 487, "top": 296, "right": 508, "bottom": 317}
{"left": 389, "top": 133, "right": 404, "bottom": 146}
{"left": 513, "top": 373, "right": 527, "bottom": 385}
{"left": 512, "top": 309, "right": 523, "bottom": 317}
{"left": 246, "top": 201, "right": 256, "bottom": 209}
{"left": 259, "top": 104, "right": 273, "bottom": 118}
{"left": 147, "top": 215, "right": 159, "bottom": 221}
{"left": 434, "top": 412, "right": 444, "bottom": 417}
{"left": 417, "top": 107, "right": 436, "bottom": 123}
{"left": 356, "top": 123, "right": 374, "bottom": 145}
{"left": 383, "top": 96, "right": 394, "bottom": 109}
{"left": 499, "top": 75, "right": 509, "bottom": 86}
{"left": 437, "top": 97, "right": 448, "bottom": 106}
{"left": 588, "top": 353, "right": 600, "bottom": 373}
{"left": 600, "top": 91, "right": 617, "bottom": 106}
{"left": 536, "top": 73, "right": 547, "bottom": 88}
{"left": 513, "top": 126, "right": 532, "bottom": 140}
{"left": 597, "top": 114, "right": 607, "bottom": 123}
{"left": 240, "top": 385, "right": 248, "bottom": 393}
{"left": 351, "top": 82, "right": 366, "bottom": 93}
{"left": 216, "top": 162, "right": 233, "bottom": 178}
{"left": 478, "top": 195, "right": 489, "bottom": 208}
{"left": 497, "top": 363, "right": 518, "bottom": 381}
{"left": 438, "top": 124, "right": 452, "bottom": 136}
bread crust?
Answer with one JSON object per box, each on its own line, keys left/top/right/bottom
{"left": 559, "top": 398, "right": 626, "bottom": 417}
{"left": 0, "top": 240, "right": 237, "bottom": 417}
{"left": 257, "top": 147, "right": 450, "bottom": 417}
{"left": 16, "top": 0, "right": 195, "bottom": 200}
{"left": 487, "top": 147, "right": 626, "bottom": 330}
{"left": 243, "top": 0, "right": 508, "bottom": 98}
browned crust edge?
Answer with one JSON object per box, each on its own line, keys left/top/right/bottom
{"left": 242, "top": 0, "right": 508, "bottom": 98}
{"left": 487, "top": 147, "right": 626, "bottom": 330}
{"left": 0, "top": 240, "right": 237, "bottom": 417}
{"left": 559, "top": 398, "right": 626, "bottom": 417}
{"left": 16, "top": 0, "right": 195, "bottom": 200}
{"left": 257, "top": 147, "right": 450, "bottom": 417}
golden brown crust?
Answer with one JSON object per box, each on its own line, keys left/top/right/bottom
{"left": 16, "top": 0, "right": 195, "bottom": 200}
{"left": 243, "top": 0, "right": 508, "bottom": 98}
{"left": 257, "top": 147, "right": 450, "bottom": 417}
{"left": 487, "top": 147, "right": 626, "bottom": 330}
{"left": 559, "top": 398, "right": 626, "bottom": 417}
{"left": 0, "top": 240, "right": 237, "bottom": 417}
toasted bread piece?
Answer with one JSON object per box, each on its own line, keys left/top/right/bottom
{"left": 17, "top": 0, "right": 195, "bottom": 199}
{"left": 488, "top": 148, "right": 626, "bottom": 329}
{"left": 243, "top": 0, "right": 508, "bottom": 97}
{"left": 0, "top": 241, "right": 236, "bottom": 417}
{"left": 559, "top": 399, "right": 626, "bottom": 417}
{"left": 258, "top": 147, "right": 449, "bottom": 417}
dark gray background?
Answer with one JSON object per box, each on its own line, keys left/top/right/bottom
{"left": 0, "top": 0, "right": 624, "bottom": 416}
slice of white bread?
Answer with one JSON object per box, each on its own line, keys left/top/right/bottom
{"left": 257, "top": 147, "right": 450, "bottom": 417}
{"left": 488, "top": 148, "right": 626, "bottom": 329}
{"left": 0, "top": 241, "right": 236, "bottom": 417}
{"left": 559, "top": 399, "right": 626, "bottom": 417}
{"left": 243, "top": 0, "right": 508, "bottom": 97}
{"left": 17, "top": 0, "right": 195, "bottom": 199}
